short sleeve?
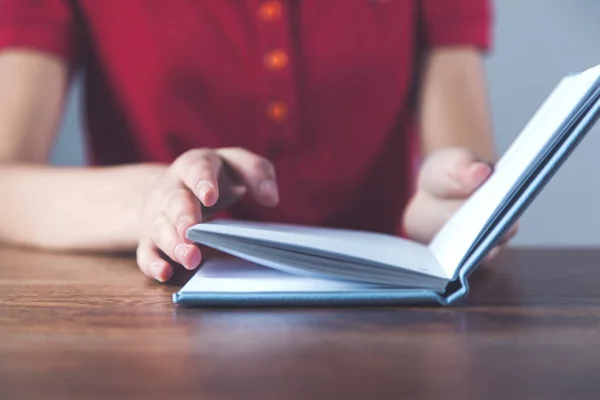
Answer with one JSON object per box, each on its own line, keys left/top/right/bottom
{"left": 0, "top": 0, "right": 76, "bottom": 63}
{"left": 419, "top": 0, "right": 493, "bottom": 51}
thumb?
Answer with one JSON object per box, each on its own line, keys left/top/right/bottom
{"left": 419, "top": 148, "right": 493, "bottom": 199}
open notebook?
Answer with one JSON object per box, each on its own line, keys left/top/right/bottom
{"left": 174, "top": 63, "right": 600, "bottom": 306}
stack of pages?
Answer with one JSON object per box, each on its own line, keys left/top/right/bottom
{"left": 174, "top": 64, "right": 600, "bottom": 306}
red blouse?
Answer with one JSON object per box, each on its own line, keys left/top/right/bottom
{"left": 0, "top": 0, "right": 491, "bottom": 234}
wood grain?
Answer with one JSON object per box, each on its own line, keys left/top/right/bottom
{"left": 2, "top": 245, "right": 600, "bottom": 400}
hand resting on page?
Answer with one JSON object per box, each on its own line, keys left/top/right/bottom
{"left": 137, "top": 147, "right": 516, "bottom": 283}
{"left": 402, "top": 148, "right": 519, "bottom": 260}
{"left": 136, "top": 148, "right": 280, "bottom": 282}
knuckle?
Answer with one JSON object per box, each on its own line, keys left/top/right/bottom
{"left": 219, "top": 146, "right": 245, "bottom": 154}
{"left": 173, "top": 148, "right": 212, "bottom": 168}
{"left": 135, "top": 244, "right": 152, "bottom": 274}
{"left": 251, "top": 158, "right": 274, "bottom": 176}
{"left": 193, "top": 157, "right": 215, "bottom": 172}
{"left": 232, "top": 146, "right": 248, "bottom": 155}
{"left": 150, "top": 217, "right": 178, "bottom": 255}
{"left": 163, "top": 187, "right": 186, "bottom": 207}
{"left": 147, "top": 176, "right": 171, "bottom": 203}
{"left": 166, "top": 189, "right": 196, "bottom": 217}
{"left": 147, "top": 185, "right": 163, "bottom": 204}
{"left": 187, "top": 163, "right": 213, "bottom": 188}
{"left": 150, "top": 216, "right": 167, "bottom": 240}
{"left": 203, "top": 150, "right": 221, "bottom": 164}
{"left": 185, "top": 148, "right": 212, "bottom": 160}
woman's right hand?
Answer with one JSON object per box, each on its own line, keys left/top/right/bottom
{"left": 136, "top": 147, "right": 279, "bottom": 282}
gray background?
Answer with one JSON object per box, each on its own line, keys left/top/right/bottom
{"left": 49, "top": 0, "right": 600, "bottom": 247}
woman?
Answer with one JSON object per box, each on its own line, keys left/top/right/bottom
{"left": 0, "top": 0, "right": 512, "bottom": 282}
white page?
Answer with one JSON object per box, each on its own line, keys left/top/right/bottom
{"left": 189, "top": 221, "right": 446, "bottom": 278}
{"left": 179, "top": 258, "right": 394, "bottom": 293}
{"left": 429, "top": 64, "right": 600, "bottom": 277}
{"left": 192, "top": 232, "right": 448, "bottom": 290}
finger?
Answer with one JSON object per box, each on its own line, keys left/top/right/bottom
{"left": 484, "top": 246, "right": 501, "bottom": 262}
{"left": 403, "top": 192, "right": 464, "bottom": 243}
{"left": 172, "top": 149, "right": 222, "bottom": 208}
{"left": 485, "top": 222, "right": 520, "bottom": 262}
{"left": 136, "top": 239, "right": 173, "bottom": 282}
{"left": 163, "top": 185, "right": 203, "bottom": 239}
{"left": 454, "top": 161, "right": 493, "bottom": 193}
{"left": 216, "top": 147, "right": 279, "bottom": 206}
{"left": 151, "top": 214, "right": 202, "bottom": 270}
{"left": 420, "top": 148, "right": 493, "bottom": 199}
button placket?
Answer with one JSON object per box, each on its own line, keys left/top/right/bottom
{"left": 257, "top": 1, "right": 282, "bottom": 22}
{"left": 263, "top": 49, "right": 288, "bottom": 71}
{"left": 266, "top": 100, "right": 288, "bottom": 123}
{"left": 256, "top": 1, "right": 298, "bottom": 145}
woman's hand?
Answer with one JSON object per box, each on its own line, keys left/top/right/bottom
{"left": 136, "top": 147, "right": 279, "bottom": 281}
{"left": 402, "top": 147, "right": 518, "bottom": 260}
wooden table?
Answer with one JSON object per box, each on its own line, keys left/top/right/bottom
{"left": 2, "top": 246, "right": 600, "bottom": 400}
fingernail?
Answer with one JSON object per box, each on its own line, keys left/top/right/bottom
{"left": 465, "top": 163, "right": 492, "bottom": 189}
{"left": 196, "top": 181, "right": 213, "bottom": 202}
{"left": 187, "top": 248, "right": 202, "bottom": 270}
{"left": 175, "top": 244, "right": 189, "bottom": 263}
{"left": 259, "top": 180, "right": 278, "bottom": 200}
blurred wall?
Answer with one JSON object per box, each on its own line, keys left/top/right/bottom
{"left": 485, "top": 0, "right": 600, "bottom": 246}
{"left": 50, "top": 0, "right": 600, "bottom": 246}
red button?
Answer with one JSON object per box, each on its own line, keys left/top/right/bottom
{"left": 263, "top": 49, "right": 288, "bottom": 71}
{"left": 266, "top": 100, "right": 288, "bottom": 123}
{"left": 257, "top": 2, "right": 282, "bottom": 21}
